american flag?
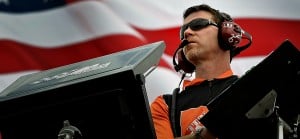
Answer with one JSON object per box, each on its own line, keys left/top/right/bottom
{"left": 0, "top": 0, "right": 299, "bottom": 104}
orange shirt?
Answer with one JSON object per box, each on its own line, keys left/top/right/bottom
{"left": 150, "top": 70, "right": 234, "bottom": 139}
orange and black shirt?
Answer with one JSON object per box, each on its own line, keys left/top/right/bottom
{"left": 150, "top": 70, "right": 238, "bottom": 139}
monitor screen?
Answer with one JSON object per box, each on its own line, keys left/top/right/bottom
{"left": 0, "top": 71, "right": 154, "bottom": 139}
{"left": 0, "top": 41, "right": 165, "bottom": 139}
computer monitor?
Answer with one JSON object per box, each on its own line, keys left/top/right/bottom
{"left": 200, "top": 40, "right": 300, "bottom": 139}
{"left": 0, "top": 41, "right": 166, "bottom": 139}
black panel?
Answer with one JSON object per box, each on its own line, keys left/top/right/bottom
{"left": 0, "top": 41, "right": 165, "bottom": 139}
{"left": 200, "top": 40, "right": 300, "bottom": 139}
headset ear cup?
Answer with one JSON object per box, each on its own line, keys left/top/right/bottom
{"left": 220, "top": 21, "right": 242, "bottom": 50}
{"left": 177, "top": 48, "right": 195, "bottom": 73}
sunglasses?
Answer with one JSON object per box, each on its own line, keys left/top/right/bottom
{"left": 180, "top": 18, "right": 218, "bottom": 40}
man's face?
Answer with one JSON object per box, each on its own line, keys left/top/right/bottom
{"left": 182, "top": 10, "right": 221, "bottom": 64}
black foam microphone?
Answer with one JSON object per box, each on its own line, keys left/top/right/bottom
{"left": 179, "top": 39, "right": 189, "bottom": 49}
{"left": 173, "top": 39, "right": 189, "bottom": 72}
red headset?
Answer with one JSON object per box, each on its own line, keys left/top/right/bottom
{"left": 173, "top": 13, "right": 252, "bottom": 74}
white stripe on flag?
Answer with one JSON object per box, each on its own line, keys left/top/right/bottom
{"left": 0, "top": 1, "right": 144, "bottom": 47}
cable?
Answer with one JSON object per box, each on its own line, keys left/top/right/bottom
{"left": 170, "top": 73, "right": 186, "bottom": 137}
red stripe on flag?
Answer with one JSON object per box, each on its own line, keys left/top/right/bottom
{"left": 135, "top": 18, "right": 300, "bottom": 57}
{"left": 234, "top": 18, "right": 300, "bottom": 57}
{"left": 0, "top": 35, "right": 145, "bottom": 73}
{"left": 1, "top": 19, "right": 299, "bottom": 74}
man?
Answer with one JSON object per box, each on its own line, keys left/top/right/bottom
{"left": 150, "top": 4, "right": 252, "bottom": 139}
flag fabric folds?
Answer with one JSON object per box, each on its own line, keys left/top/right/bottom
{"left": 0, "top": 0, "right": 299, "bottom": 103}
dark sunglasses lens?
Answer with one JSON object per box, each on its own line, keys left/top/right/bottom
{"left": 180, "top": 19, "right": 210, "bottom": 40}
{"left": 190, "top": 19, "right": 209, "bottom": 30}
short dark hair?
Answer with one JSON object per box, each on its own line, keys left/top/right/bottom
{"left": 183, "top": 4, "right": 232, "bottom": 25}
